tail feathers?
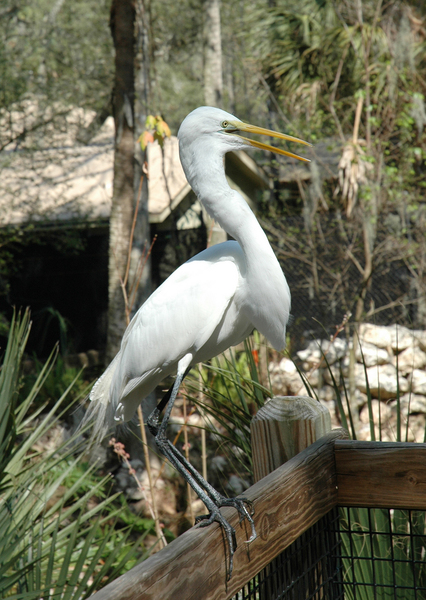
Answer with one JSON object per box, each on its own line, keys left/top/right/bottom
{"left": 80, "top": 352, "right": 122, "bottom": 445}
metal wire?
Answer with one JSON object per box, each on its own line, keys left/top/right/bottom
{"left": 234, "top": 506, "right": 344, "bottom": 600}
{"left": 338, "top": 507, "right": 426, "bottom": 600}
{"left": 234, "top": 507, "right": 426, "bottom": 600}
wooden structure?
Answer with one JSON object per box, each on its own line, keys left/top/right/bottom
{"left": 89, "top": 397, "right": 426, "bottom": 600}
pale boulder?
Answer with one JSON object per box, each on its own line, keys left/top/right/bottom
{"left": 360, "top": 399, "right": 392, "bottom": 425}
{"left": 389, "top": 325, "right": 417, "bottom": 352}
{"left": 414, "top": 330, "right": 426, "bottom": 352}
{"left": 296, "top": 338, "right": 347, "bottom": 368}
{"left": 358, "top": 323, "right": 392, "bottom": 349}
{"left": 269, "top": 357, "right": 305, "bottom": 396}
{"left": 394, "top": 393, "right": 426, "bottom": 415}
{"left": 410, "top": 369, "right": 426, "bottom": 395}
{"left": 355, "top": 363, "right": 409, "bottom": 399}
{"left": 354, "top": 340, "right": 389, "bottom": 367}
{"left": 394, "top": 346, "right": 426, "bottom": 374}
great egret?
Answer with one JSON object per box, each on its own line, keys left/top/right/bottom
{"left": 86, "top": 106, "right": 310, "bottom": 577}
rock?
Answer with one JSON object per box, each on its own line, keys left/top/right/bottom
{"left": 77, "top": 352, "right": 89, "bottom": 367}
{"left": 348, "top": 388, "right": 368, "bottom": 411}
{"left": 170, "top": 413, "right": 203, "bottom": 431}
{"left": 405, "top": 414, "right": 426, "bottom": 442}
{"left": 226, "top": 474, "right": 250, "bottom": 495}
{"left": 323, "top": 359, "right": 349, "bottom": 384}
{"left": 210, "top": 455, "right": 227, "bottom": 472}
{"left": 359, "top": 323, "right": 392, "bottom": 349}
{"left": 355, "top": 363, "right": 409, "bottom": 399}
{"left": 394, "top": 346, "right": 426, "bottom": 373}
{"left": 269, "top": 357, "right": 305, "bottom": 395}
{"left": 389, "top": 325, "right": 417, "bottom": 352}
{"left": 271, "top": 357, "right": 297, "bottom": 376}
{"left": 410, "top": 369, "right": 426, "bottom": 395}
{"left": 296, "top": 338, "right": 347, "bottom": 367}
{"left": 360, "top": 399, "right": 392, "bottom": 425}
{"left": 87, "top": 349, "right": 100, "bottom": 366}
{"left": 354, "top": 340, "right": 390, "bottom": 367}
{"left": 414, "top": 331, "right": 426, "bottom": 352}
{"left": 323, "top": 364, "right": 340, "bottom": 386}
{"left": 318, "top": 385, "right": 335, "bottom": 403}
{"left": 32, "top": 421, "right": 68, "bottom": 454}
{"left": 391, "top": 393, "right": 426, "bottom": 415}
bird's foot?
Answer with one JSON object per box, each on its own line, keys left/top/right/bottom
{"left": 218, "top": 496, "right": 256, "bottom": 543}
{"left": 195, "top": 508, "right": 237, "bottom": 580}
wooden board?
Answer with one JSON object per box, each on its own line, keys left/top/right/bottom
{"left": 251, "top": 396, "right": 332, "bottom": 481}
{"left": 335, "top": 440, "right": 426, "bottom": 509}
{"left": 89, "top": 429, "right": 346, "bottom": 600}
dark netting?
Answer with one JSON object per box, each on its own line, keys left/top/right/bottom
{"left": 339, "top": 507, "right": 426, "bottom": 600}
{"left": 234, "top": 507, "right": 426, "bottom": 600}
{"left": 261, "top": 213, "right": 426, "bottom": 353}
{"left": 234, "top": 507, "right": 344, "bottom": 600}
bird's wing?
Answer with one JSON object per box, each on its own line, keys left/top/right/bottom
{"left": 90, "top": 350, "right": 121, "bottom": 405}
{"left": 112, "top": 248, "right": 243, "bottom": 406}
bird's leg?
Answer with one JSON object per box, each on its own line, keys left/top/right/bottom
{"left": 164, "top": 439, "right": 255, "bottom": 536}
{"left": 148, "top": 371, "right": 255, "bottom": 528}
{"left": 146, "top": 368, "right": 255, "bottom": 579}
{"left": 151, "top": 429, "right": 238, "bottom": 579}
{"left": 147, "top": 369, "right": 231, "bottom": 508}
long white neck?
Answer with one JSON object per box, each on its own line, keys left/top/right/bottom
{"left": 180, "top": 139, "right": 290, "bottom": 351}
{"left": 181, "top": 140, "right": 272, "bottom": 257}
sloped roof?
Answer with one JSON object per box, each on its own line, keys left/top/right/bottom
{"left": 0, "top": 109, "right": 269, "bottom": 229}
{"left": 0, "top": 116, "right": 188, "bottom": 227}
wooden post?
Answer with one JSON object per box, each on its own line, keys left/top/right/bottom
{"left": 251, "top": 395, "right": 332, "bottom": 483}
{"left": 250, "top": 396, "right": 333, "bottom": 600}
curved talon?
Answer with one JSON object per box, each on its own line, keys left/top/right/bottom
{"left": 195, "top": 513, "right": 210, "bottom": 525}
{"left": 216, "top": 496, "right": 257, "bottom": 544}
{"left": 218, "top": 495, "right": 253, "bottom": 515}
{"left": 195, "top": 508, "right": 237, "bottom": 580}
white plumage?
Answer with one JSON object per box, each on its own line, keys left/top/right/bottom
{"left": 85, "top": 106, "right": 309, "bottom": 577}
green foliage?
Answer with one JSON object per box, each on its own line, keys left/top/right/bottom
{"left": 298, "top": 332, "right": 426, "bottom": 597}
{"left": 19, "top": 354, "right": 89, "bottom": 413}
{"left": 184, "top": 336, "right": 273, "bottom": 477}
{"left": 0, "top": 0, "right": 113, "bottom": 122}
{"left": 0, "top": 311, "right": 151, "bottom": 598}
{"left": 340, "top": 507, "right": 426, "bottom": 600}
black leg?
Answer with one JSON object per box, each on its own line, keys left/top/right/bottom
{"left": 146, "top": 369, "right": 256, "bottom": 579}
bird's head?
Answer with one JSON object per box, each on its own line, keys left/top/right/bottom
{"left": 178, "top": 106, "right": 311, "bottom": 162}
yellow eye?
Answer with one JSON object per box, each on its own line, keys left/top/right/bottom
{"left": 222, "top": 121, "right": 229, "bottom": 128}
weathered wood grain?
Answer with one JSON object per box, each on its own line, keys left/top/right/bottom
{"left": 251, "top": 396, "right": 332, "bottom": 481}
{"left": 89, "top": 429, "right": 346, "bottom": 600}
{"left": 335, "top": 440, "right": 426, "bottom": 509}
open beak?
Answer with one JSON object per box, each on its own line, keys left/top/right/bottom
{"left": 228, "top": 121, "right": 311, "bottom": 163}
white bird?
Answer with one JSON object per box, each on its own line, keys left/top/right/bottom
{"left": 86, "top": 106, "right": 310, "bottom": 578}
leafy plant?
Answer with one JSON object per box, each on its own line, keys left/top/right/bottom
{"left": 184, "top": 336, "right": 273, "bottom": 479}
{"left": 310, "top": 331, "right": 426, "bottom": 599}
{"left": 0, "top": 311, "right": 151, "bottom": 599}
{"left": 18, "top": 350, "right": 89, "bottom": 413}
{"left": 340, "top": 506, "right": 426, "bottom": 600}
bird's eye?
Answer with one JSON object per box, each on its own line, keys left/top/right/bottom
{"left": 221, "top": 121, "right": 229, "bottom": 128}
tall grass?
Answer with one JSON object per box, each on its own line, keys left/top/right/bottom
{"left": 184, "top": 330, "right": 426, "bottom": 598}
{"left": 0, "top": 311, "right": 150, "bottom": 599}
{"left": 184, "top": 337, "right": 273, "bottom": 480}
{"left": 298, "top": 332, "right": 426, "bottom": 600}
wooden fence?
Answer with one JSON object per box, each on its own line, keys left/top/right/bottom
{"left": 90, "top": 397, "right": 426, "bottom": 600}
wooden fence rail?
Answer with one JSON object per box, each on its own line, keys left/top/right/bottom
{"left": 89, "top": 397, "right": 426, "bottom": 600}
{"left": 335, "top": 440, "right": 426, "bottom": 509}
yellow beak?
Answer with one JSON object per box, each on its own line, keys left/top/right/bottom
{"left": 228, "top": 121, "right": 311, "bottom": 163}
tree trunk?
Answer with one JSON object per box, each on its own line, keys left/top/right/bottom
{"left": 131, "top": 0, "right": 151, "bottom": 320}
{"left": 203, "top": 0, "right": 223, "bottom": 107}
{"left": 106, "top": 0, "right": 135, "bottom": 362}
